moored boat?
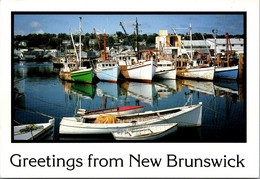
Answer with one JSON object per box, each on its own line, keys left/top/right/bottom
{"left": 77, "top": 105, "right": 146, "bottom": 119}
{"left": 111, "top": 123, "right": 178, "bottom": 140}
{"left": 119, "top": 58, "right": 156, "bottom": 83}
{"left": 59, "top": 17, "right": 94, "bottom": 84}
{"left": 214, "top": 65, "right": 238, "bottom": 80}
{"left": 59, "top": 102, "right": 202, "bottom": 135}
{"left": 177, "top": 66, "right": 215, "bottom": 80}
{"left": 95, "top": 60, "right": 120, "bottom": 83}
{"left": 14, "top": 118, "right": 55, "bottom": 140}
{"left": 155, "top": 60, "right": 177, "bottom": 80}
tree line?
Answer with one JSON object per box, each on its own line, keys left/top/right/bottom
{"left": 14, "top": 32, "right": 244, "bottom": 51}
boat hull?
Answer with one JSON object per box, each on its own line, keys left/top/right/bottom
{"left": 112, "top": 123, "right": 178, "bottom": 140}
{"left": 14, "top": 119, "right": 55, "bottom": 140}
{"left": 59, "top": 68, "right": 93, "bottom": 83}
{"left": 95, "top": 65, "right": 120, "bottom": 83}
{"left": 120, "top": 60, "right": 156, "bottom": 82}
{"left": 59, "top": 103, "right": 202, "bottom": 135}
{"left": 214, "top": 66, "right": 238, "bottom": 80}
{"left": 155, "top": 69, "right": 177, "bottom": 80}
{"left": 177, "top": 66, "right": 215, "bottom": 80}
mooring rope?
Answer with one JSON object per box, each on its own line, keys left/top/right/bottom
{"left": 14, "top": 106, "right": 58, "bottom": 120}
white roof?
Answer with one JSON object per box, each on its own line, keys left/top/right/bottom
{"left": 182, "top": 40, "right": 211, "bottom": 47}
{"left": 206, "top": 38, "right": 244, "bottom": 45}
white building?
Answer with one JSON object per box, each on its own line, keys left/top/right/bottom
{"left": 206, "top": 38, "right": 244, "bottom": 55}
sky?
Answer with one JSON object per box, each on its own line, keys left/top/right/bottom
{"left": 13, "top": 13, "right": 244, "bottom": 36}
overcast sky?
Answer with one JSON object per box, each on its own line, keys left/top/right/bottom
{"left": 14, "top": 13, "right": 244, "bottom": 36}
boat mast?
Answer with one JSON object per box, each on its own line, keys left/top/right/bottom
{"left": 189, "top": 24, "right": 192, "bottom": 61}
{"left": 79, "top": 17, "right": 82, "bottom": 67}
{"left": 212, "top": 29, "right": 218, "bottom": 65}
{"left": 136, "top": 17, "right": 139, "bottom": 59}
{"left": 104, "top": 29, "right": 106, "bottom": 62}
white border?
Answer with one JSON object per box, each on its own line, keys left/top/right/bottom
{"left": 0, "top": 0, "right": 259, "bottom": 178}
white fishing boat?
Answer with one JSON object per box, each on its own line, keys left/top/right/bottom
{"left": 117, "top": 18, "right": 156, "bottom": 82}
{"left": 155, "top": 60, "right": 177, "bottom": 80}
{"left": 111, "top": 123, "right": 178, "bottom": 140}
{"left": 119, "top": 58, "right": 156, "bottom": 83}
{"left": 59, "top": 102, "right": 202, "bottom": 135}
{"left": 177, "top": 66, "right": 215, "bottom": 80}
{"left": 77, "top": 105, "right": 145, "bottom": 119}
{"left": 14, "top": 119, "right": 55, "bottom": 140}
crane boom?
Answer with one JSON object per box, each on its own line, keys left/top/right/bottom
{"left": 93, "top": 28, "right": 101, "bottom": 50}
{"left": 120, "top": 21, "right": 137, "bottom": 56}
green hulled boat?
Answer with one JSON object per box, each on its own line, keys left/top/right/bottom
{"left": 59, "top": 66, "right": 94, "bottom": 84}
{"left": 59, "top": 17, "right": 94, "bottom": 84}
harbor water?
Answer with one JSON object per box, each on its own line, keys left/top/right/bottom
{"left": 13, "top": 62, "right": 246, "bottom": 142}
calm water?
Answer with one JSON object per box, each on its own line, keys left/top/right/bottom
{"left": 13, "top": 61, "right": 246, "bottom": 142}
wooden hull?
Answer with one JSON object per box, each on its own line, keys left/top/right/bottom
{"left": 177, "top": 66, "right": 215, "bottom": 80}
{"left": 120, "top": 60, "right": 156, "bottom": 82}
{"left": 59, "top": 102, "right": 202, "bottom": 135}
{"left": 214, "top": 65, "right": 238, "bottom": 80}
{"left": 14, "top": 119, "right": 55, "bottom": 140}
{"left": 111, "top": 123, "right": 178, "bottom": 140}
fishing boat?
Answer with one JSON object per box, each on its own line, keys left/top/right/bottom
{"left": 77, "top": 105, "right": 145, "bottom": 119}
{"left": 177, "top": 66, "right": 215, "bottom": 80}
{"left": 14, "top": 119, "right": 55, "bottom": 140}
{"left": 111, "top": 123, "right": 178, "bottom": 140}
{"left": 59, "top": 17, "right": 94, "bottom": 83}
{"left": 94, "top": 31, "right": 120, "bottom": 83}
{"left": 214, "top": 65, "right": 238, "bottom": 80}
{"left": 59, "top": 102, "right": 202, "bottom": 135}
{"left": 118, "top": 57, "right": 156, "bottom": 83}
{"left": 155, "top": 60, "right": 177, "bottom": 80}
{"left": 95, "top": 59, "right": 120, "bottom": 83}
{"left": 117, "top": 18, "right": 156, "bottom": 83}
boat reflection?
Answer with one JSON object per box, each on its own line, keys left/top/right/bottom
{"left": 214, "top": 80, "right": 239, "bottom": 95}
{"left": 176, "top": 79, "right": 240, "bottom": 99}
{"left": 60, "top": 80, "right": 96, "bottom": 100}
{"left": 119, "top": 80, "right": 158, "bottom": 106}
{"left": 177, "top": 79, "right": 215, "bottom": 96}
{"left": 154, "top": 80, "right": 177, "bottom": 99}
{"left": 96, "top": 81, "right": 121, "bottom": 100}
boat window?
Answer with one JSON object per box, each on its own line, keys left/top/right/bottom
{"left": 102, "top": 64, "right": 105, "bottom": 67}
{"left": 109, "top": 64, "right": 111, "bottom": 66}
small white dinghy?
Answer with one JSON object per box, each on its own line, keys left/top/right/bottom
{"left": 14, "top": 118, "right": 55, "bottom": 140}
{"left": 111, "top": 123, "right": 178, "bottom": 140}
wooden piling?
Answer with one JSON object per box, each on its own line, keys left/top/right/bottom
{"left": 181, "top": 55, "right": 183, "bottom": 68}
{"left": 207, "top": 55, "right": 211, "bottom": 65}
{"left": 238, "top": 53, "right": 244, "bottom": 80}
{"left": 227, "top": 54, "right": 230, "bottom": 67}
{"left": 217, "top": 54, "right": 220, "bottom": 66}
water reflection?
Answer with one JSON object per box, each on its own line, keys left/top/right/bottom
{"left": 13, "top": 61, "right": 246, "bottom": 142}
{"left": 119, "top": 80, "right": 158, "bottom": 106}
{"left": 96, "top": 81, "right": 121, "bottom": 100}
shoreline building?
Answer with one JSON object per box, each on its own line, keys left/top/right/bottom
{"left": 155, "top": 30, "right": 244, "bottom": 58}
